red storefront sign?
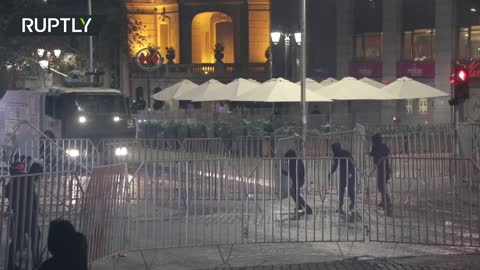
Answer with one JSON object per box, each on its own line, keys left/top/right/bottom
{"left": 397, "top": 62, "right": 435, "bottom": 78}
{"left": 467, "top": 61, "right": 480, "bottom": 79}
{"left": 349, "top": 62, "right": 383, "bottom": 78}
{"left": 134, "top": 47, "right": 164, "bottom": 72}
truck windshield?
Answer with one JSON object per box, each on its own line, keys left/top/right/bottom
{"left": 65, "top": 94, "right": 128, "bottom": 114}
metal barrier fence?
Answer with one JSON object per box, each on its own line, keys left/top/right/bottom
{"left": 79, "top": 164, "right": 129, "bottom": 264}
{"left": 0, "top": 139, "right": 97, "bottom": 177}
{"left": 125, "top": 157, "right": 365, "bottom": 251}
{"left": 230, "top": 136, "right": 275, "bottom": 158}
{"left": 0, "top": 171, "right": 83, "bottom": 270}
{"left": 367, "top": 157, "right": 480, "bottom": 246}
{"left": 99, "top": 137, "right": 274, "bottom": 164}
{"left": 274, "top": 131, "right": 367, "bottom": 180}
{"left": 377, "top": 125, "right": 455, "bottom": 158}
{"left": 98, "top": 138, "right": 185, "bottom": 166}
{"left": 0, "top": 158, "right": 366, "bottom": 268}
{"left": 458, "top": 122, "right": 480, "bottom": 166}
{"left": 2, "top": 156, "right": 480, "bottom": 269}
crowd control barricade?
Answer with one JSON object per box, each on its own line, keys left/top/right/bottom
{"left": 125, "top": 157, "right": 365, "bottom": 251}
{"left": 4, "top": 155, "right": 480, "bottom": 269}
{"left": 0, "top": 171, "right": 83, "bottom": 270}
{"left": 458, "top": 122, "right": 480, "bottom": 166}
{"left": 367, "top": 157, "right": 480, "bottom": 246}
{"left": 182, "top": 138, "right": 230, "bottom": 158}
{"left": 274, "top": 132, "right": 366, "bottom": 193}
{"left": 230, "top": 136, "right": 275, "bottom": 158}
{"left": 0, "top": 138, "right": 97, "bottom": 178}
{"left": 379, "top": 126, "right": 455, "bottom": 158}
{"left": 98, "top": 139, "right": 185, "bottom": 165}
{"left": 79, "top": 163, "right": 129, "bottom": 264}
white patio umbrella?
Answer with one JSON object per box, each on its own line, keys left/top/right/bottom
{"left": 295, "top": 78, "right": 324, "bottom": 90}
{"left": 193, "top": 78, "right": 259, "bottom": 102}
{"left": 382, "top": 77, "right": 449, "bottom": 99}
{"left": 152, "top": 79, "right": 198, "bottom": 101}
{"left": 360, "top": 77, "right": 386, "bottom": 88}
{"left": 319, "top": 77, "right": 338, "bottom": 87}
{"left": 319, "top": 77, "right": 393, "bottom": 100}
{"left": 231, "top": 78, "right": 332, "bottom": 102}
{"left": 176, "top": 79, "right": 225, "bottom": 101}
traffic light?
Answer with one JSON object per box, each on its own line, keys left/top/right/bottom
{"left": 448, "top": 65, "right": 470, "bottom": 106}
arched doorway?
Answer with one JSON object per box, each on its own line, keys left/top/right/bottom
{"left": 191, "top": 12, "right": 234, "bottom": 63}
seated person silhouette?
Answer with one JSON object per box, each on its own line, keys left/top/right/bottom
{"left": 39, "top": 219, "right": 87, "bottom": 270}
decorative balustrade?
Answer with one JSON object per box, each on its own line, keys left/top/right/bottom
{"left": 130, "top": 62, "right": 270, "bottom": 81}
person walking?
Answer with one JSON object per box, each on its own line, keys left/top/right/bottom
{"left": 282, "top": 149, "right": 313, "bottom": 215}
{"left": 329, "top": 143, "right": 356, "bottom": 215}
{"left": 370, "top": 133, "right": 393, "bottom": 215}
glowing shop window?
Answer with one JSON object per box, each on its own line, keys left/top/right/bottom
{"left": 406, "top": 99, "right": 414, "bottom": 113}
{"left": 419, "top": 98, "right": 428, "bottom": 113}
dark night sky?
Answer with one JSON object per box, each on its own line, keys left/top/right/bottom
{"left": 270, "top": 0, "right": 337, "bottom": 78}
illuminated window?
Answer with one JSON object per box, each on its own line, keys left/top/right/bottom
{"left": 159, "top": 24, "right": 170, "bottom": 48}
{"left": 353, "top": 32, "right": 383, "bottom": 60}
{"left": 459, "top": 25, "right": 480, "bottom": 59}
{"left": 402, "top": 29, "right": 435, "bottom": 61}
{"left": 419, "top": 98, "right": 428, "bottom": 113}
{"left": 353, "top": 0, "right": 382, "bottom": 61}
{"left": 406, "top": 99, "right": 414, "bottom": 113}
{"left": 473, "top": 26, "right": 480, "bottom": 59}
{"left": 191, "top": 12, "right": 234, "bottom": 63}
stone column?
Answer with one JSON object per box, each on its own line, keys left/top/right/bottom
{"left": 178, "top": 4, "right": 192, "bottom": 64}
{"left": 434, "top": 0, "right": 456, "bottom": 123}
{"left": 335, "top": 0, "right": 353, "bottom": 78}
{"left": 240, "top": 2, "right": 250, "bottom": 72}
{"left": 119, "top": 51, "right": 130, "bottom": 96}
{"left": 381, "top": 0, "right": 403, "bottom": 125}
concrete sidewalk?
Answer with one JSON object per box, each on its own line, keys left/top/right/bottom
{"left": 198, "top": 257, "right": 465, "bottom": 270}
{"left": 91, "top": 242, "right": 480, "bottom": 270}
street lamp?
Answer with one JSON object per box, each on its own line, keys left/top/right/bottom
{"left": 38, "top": 60, "right": 49, "bottom": 69}
{"left": 270, "top": 31, "right": 302, "bottom": 79}
{"left": 88, "top": 0, "right": 94, "bottom": 83}
{"left": 270, "top": 23, "right": 307, "bottom": 157}
{"left": 270, "top": 32, "right": 282, "bottom": 45}
{"left": 294, "top": 32, "right": 302, "bottom": 45}
{"left": 300, "top": 0, "right": 307, "bottom": 157}
{"left": 37, "top": 49, "right": 45, "bottom": 58}
{"left": 270, "top": 7, "right": 306, "bottom": 156}
{"left": 37, "top": 49, "right": 62, "bottom": 66}
{"left": 53, "top": 49, "right": 62, "bottom": 58}
{"left": 37, "top": 48, "right": 62, "bottom": 87}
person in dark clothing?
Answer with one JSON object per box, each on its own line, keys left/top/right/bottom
{"left": 329, "top": 143, "right": 356, "bottom": 214}
{"left": 39, "top": 219, "right": 88, "bottom": 270}
{"left": 311, "top": 105, "right": 321, "bottom": 114}
{"left": 6, "top": 161, "right": 42, "bottom": 270}
{"left": 282, "top": 150, "right": 313, "bottom": 215}
{"left": 370, "top": 133, "right": 393, "bottom": 215}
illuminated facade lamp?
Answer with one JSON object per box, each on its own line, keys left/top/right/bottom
{"left": 38, "top": 60, "right": 49, "bottom": 69}
{"left": 37, "top": 48, "right": 45, "bottom": 57}
{"left": 270, "top": 32, "right": 281, "bottom": 45}
{"left": 294, "top": 32, "right": 302, "bottom": 45}
{"left": 53, "top": 49, "right": 62, "bottom": 58}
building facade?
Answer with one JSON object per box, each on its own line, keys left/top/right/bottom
{"left": 124, "top": 0, "right": 271, "bottom": 103}
{"left": 336, "top": 0, "right": 480, "bottom": 124}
